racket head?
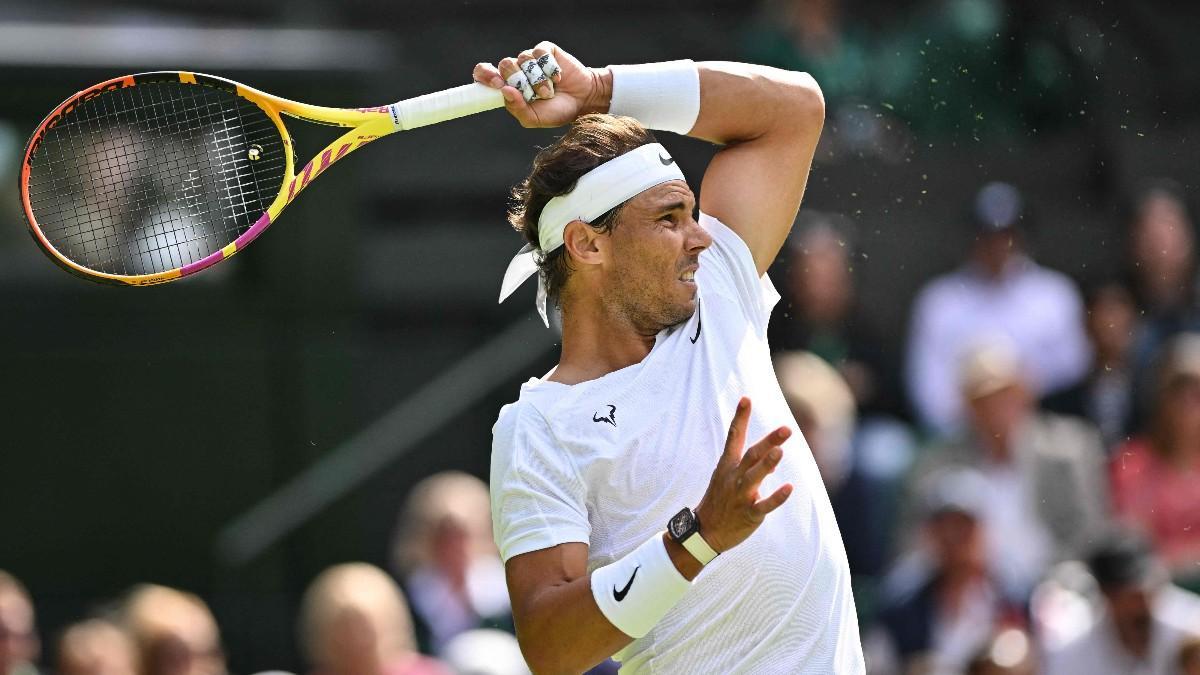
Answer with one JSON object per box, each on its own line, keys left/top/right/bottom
{"left": 19, "top": 71, "right": 295, "bottom": 285}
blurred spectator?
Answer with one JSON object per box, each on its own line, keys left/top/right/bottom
{"left": 1043, "top": 281, "right": 1142, "bottom": 452}
{"left": 771, "top": 211, "right": 904, "bottom": 417}
{"left": 0, "top": 571, "right": 39, "bottom": 675}
{"left": 964, "top": 627, "right": 1037, "bottom": 675}
{"left": 865, "top": 467, "right": 1015, "bottom": 674}
{"left": 391, "top": 471, "right": 510, "bottom": 655}
{"left": 906, "top": 181, "right": 1091, "bottom": 436}
{"left": 1127, "top": 180, "right": 1198, "bottom": 332}
{"left": 1043, "top": 530, "right": 1200, "bottom": 675}
{"left": 299, "top": 563, "right": 449, "bottom": 675}
{"left": 776, "top": 350, "right": 913, "bottom": 582}
{"left": 440, "top": 629, "right": 528, "bottom": 675}
{"left": 904, "top": 337, "right": 1108, "bottom": 601}
{"left": 57, "top": 619, "right": 137, "bottom": 675}
{"left": 1111, "top": 333, "right": 1200, "bottom": 587}
{"left": 121, "top": 585, "right": 224, "bottom": 675}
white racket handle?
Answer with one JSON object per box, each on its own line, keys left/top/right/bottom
{"left": 389, "top": 82, "right": 506, "bottom": 131}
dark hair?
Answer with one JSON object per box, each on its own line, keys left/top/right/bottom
{"left": 507, "top": 114, "right": 656, "bottom": 304}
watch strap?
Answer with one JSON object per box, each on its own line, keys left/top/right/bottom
{"left": 681, "top": 531, "right": 719, "bottom": 565}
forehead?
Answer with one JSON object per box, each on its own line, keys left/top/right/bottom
{"left": 625, "top": 180, "right": 694, "bottom": 212}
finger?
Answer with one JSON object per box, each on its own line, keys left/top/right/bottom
{"left": 722, "top": 397, "right": 751, "bottom": 465}
{"left": 499, "top": 57, "right": 534, "bottom": 103}
{"left": 739, "top": 427, "right": 790, "bottom": 470}
{"left": 741, "top": 446, "right": 784, "bottom": 491}
{"left": 754, "top": 483, "right": 794, "bottom": 515}
{"left": 534, "top": 41, "right": 563, "bottom": 82}
{"left": 473, "top": 62, "right": 504, "bottom": 89}
{"left": 518, "top": 50, "right": 554, "bottom": 100}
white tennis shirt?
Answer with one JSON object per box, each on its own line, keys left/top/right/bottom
{"left": 491, "top": 213, "right": 865, "bottom": 673}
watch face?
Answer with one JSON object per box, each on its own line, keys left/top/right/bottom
{"left": 668, "top": 508, "right": 695, "bottom": 541}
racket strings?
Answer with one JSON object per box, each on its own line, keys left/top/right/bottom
{"left": 25, "top": 80, "right": 286, "bottom": 277}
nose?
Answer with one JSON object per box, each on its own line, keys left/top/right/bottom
{"left": 686, "top": 214, "right": 713, "bottom": 253}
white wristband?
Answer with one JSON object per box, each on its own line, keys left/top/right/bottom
{"left": 607, "top": 60, "right": 701, "bottom": 135}
{"left": 590, "top": 532, "right": 691, "bottom": 639}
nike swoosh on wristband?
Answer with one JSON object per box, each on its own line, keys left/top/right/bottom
{"left": 613, "top": 565, "right": 640, "bottom": 601}
{"left": 659, "top": 153, "right": 675, "bottom": 166}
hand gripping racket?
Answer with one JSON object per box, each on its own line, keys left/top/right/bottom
{"left": 18, "top": 71, "right": 521, "bottom": 285}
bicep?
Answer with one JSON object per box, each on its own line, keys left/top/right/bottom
{"left": 694, "top": 66, "right": 824, "bottom": 276}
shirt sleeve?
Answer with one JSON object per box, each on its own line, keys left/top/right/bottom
{"left": 490, "top": 402, "right": 590, "bottom": 563}
{"left": 697, "top": 212, "right": 781, "bottom": 337}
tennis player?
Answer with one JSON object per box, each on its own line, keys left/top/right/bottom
{"left": 479, "top": 42, "right": 864, "bottom": 673}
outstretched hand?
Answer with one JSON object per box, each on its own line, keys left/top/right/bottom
{"left": 695, "top": 397, "right": 794, "bottom": 554}
{"left": 472, "top": 41, "right": 609, "bottom": 128}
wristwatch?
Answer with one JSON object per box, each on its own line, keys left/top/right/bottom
{"left": 667, "top": 507, "right": 720, "bottom": 565}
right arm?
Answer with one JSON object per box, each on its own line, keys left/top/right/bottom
{"left": 503, "top": 398, "right": 792, "bottom": 674}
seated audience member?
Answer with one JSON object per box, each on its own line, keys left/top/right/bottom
{"left": 1043, "top": 530, "right": 1200, "bottom": 675}
{"left": 299, "top": 563, "right": 450, "bottom": 675}
{"left": 1043, "top": 281, "right": 1141, "bottom": 452}
{"left": 0, "top": 571, "right": 39, "bottom": 675}
{"left": 1126, "top": 180, "right": 1200, "bottom": 341}
{"left": 121, "top": 585, "right": 224, "bottom": 675}
{"left": 904, "top": 337, "right": 1109, "bottom": 602}
{"left": 391, "top": 472, "right": 511, "bottom": 654}
{"left": 57, "top": 619, "right": 137, "bottom": 675}
{"left": 866, "top": 468, "right": 1016, "bottom": 675}
{"left": 776, "top": 350, "right": 913, "bottom": 580}
{"left": 771, "top": 211, "right": 903, "bottom": 417}
{"left": 1112, "top": 333, "right": 1200, "bottom": 587}
{"left": 906, "top": 181, "right": 1091, "bottom": 436}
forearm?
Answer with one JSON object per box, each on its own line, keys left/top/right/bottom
{"left": 515, "top": 576, "right": 633, "bottom": 674}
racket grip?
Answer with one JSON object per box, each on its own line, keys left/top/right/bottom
{"left": 390, "top": 82, "right": 506, "bottom": 131}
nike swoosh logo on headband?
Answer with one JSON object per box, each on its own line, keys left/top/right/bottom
{"left": 659, "top": 153, "right": 675, "bottom": 166}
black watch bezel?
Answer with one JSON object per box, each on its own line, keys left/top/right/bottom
{"left": 667, "top": 507, "right": 700, "bottom": 543}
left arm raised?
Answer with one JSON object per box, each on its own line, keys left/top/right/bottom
{"left": 689, "top": 63, "right": 825, "bottom": 276}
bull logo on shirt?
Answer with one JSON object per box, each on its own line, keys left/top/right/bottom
{"left": 592, "top": 404, "right": 617, "bottom": 427}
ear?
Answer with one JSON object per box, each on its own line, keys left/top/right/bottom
{"left": 562, "top": 220, "right": 606, "bottom": 266}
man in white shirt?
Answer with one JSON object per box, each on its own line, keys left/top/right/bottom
{"left": 1044, "top": 531, "right": 1200, "bottom": 675}
{"left": 477, "top": 42, "right": 864, "bottom": 673}
{"left": 906, "top": 181, "right": 1091, "bottom": 436}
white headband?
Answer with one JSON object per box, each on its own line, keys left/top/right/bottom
{"left": 498, "top": 142, "right": 686, "bottom": 325}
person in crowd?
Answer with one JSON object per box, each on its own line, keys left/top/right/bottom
{"left": 121, "top": 585, "right": 224, "bottom": 675}
{"left": 1181, "top": 636, "right": 1200, "bottom": 675}
{"left": 1112, "top": 333, "right": 1200, "bottom": 588}
{"left": 904, "top": 337, "right": 1109, "bottom": 602}
{"left": 1043, "top": 530, "right": 1200, "bottom": 675}
{"left": 906, "top": 181, "right": 1091, "bottom": 436}
{"left": 1127, "top": 180, "right": 1198, "bottom": 336}
{"left": 57, "top": 619, "right": 137, "bottom": 675}
{"left": 771, "top": 211, "right": 905, "bottom": 418}
{"left": 1043, "top": 281, "right": 1142, "bottom": 452}
{"left": 775, "top": 350, "right": 912, "bottom": 582}
{"left": 866, "top": 467, "right": 1016, "bottom": 675}
{"left": 439, "top": 629, "right": 529, "bottom": 675}
{"left": 299, "top": 563, "right": 449, "bottom": 675}
{"left": 0, "top": 572, "right": 39, "bottom": 675}
{"left": 390, "top": 472, "right": 511, "bottom": 655}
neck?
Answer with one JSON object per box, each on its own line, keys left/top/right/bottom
{"left": 550, "top": 293, "right": 657, "bottom": 385}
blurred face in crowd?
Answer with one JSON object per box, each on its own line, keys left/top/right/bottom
{"left": 1103, "top": 584, "right": 1156, "bottom": 658}
{"left": 972, "top": 230, "right": 1019, "bottom": 279}
{"left": 1157, "top": 374, "right": 1200, "bottom": 458}
{"left": 788, "top": 227, "right": 853, "bottom": 327}
{"left": 0, "top": 587, "right": 38, "bottom": 675}
{"left": 927, "top": 510, "right": 985, "bottom": 576}
{"left": 967, "top": 383, "right": 1032, "bottom": 458}
{"left": 1087, "top": 285, "right": 1137, "bottom": 365}
{"left": 57, "top": 620, "right": 138, "bottom": 675}
{"left": 432, "top": 516, "right": 472, "bottom": 587}
{"left": 1131, "top": 191, "right": 1194, "bottom": 304}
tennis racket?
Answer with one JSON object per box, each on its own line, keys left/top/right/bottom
{"left": 18, "top": 71, "right": 519, "bottom": 285}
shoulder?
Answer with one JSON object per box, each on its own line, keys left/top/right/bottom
{"left": 1023, "top": 261, "right": 1082, "bottom": 297}
{"left": 912, "top": 269, "right": 971, "bottom": 314}
{"left": 1035, "top": 413, "right": 1102, "bottom": 452}
{"left": 491, "top": 397, "right": 560, "bottom": 471}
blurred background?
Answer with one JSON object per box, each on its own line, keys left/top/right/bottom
{"left": 2, "top": 0, "right": 1199, "bottom": 674}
